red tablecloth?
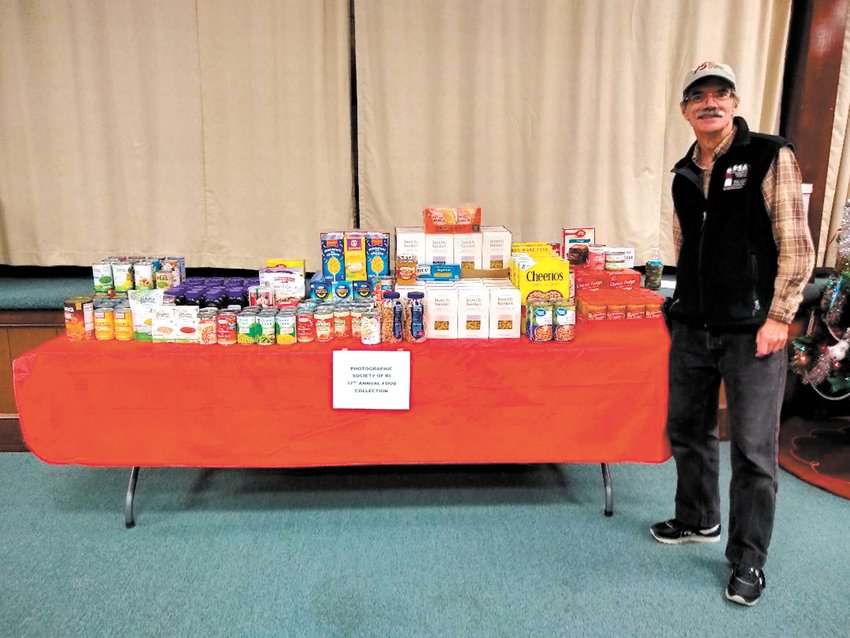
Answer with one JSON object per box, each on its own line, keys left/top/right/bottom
{"left": 13, "top": 320, "right": 671, "bottom": 467}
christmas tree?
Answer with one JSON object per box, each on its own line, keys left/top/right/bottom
{"left": 790, "top": 200, "right": 850, "bottom": 401}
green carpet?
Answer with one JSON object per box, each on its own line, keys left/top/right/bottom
{"left": 0, "top": 445, "right": 846, "bottom": 637}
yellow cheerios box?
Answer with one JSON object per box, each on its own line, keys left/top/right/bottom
{"left": 510, "top": 254, "right": 571, "bottom": 334}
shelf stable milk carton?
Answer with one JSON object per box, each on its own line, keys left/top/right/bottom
{"left": 425, "top": 285, "right": 459, "bottom": 339}
{"left": 458, "top": 285, "right": 490, "bottom": 338}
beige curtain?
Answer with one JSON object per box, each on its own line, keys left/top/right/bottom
{"left": 355, "top": 0, "right": 792, "bottom": 265}
{"left": 0, "top": 0, "right": 351, "bottom": 270}
{"left": 821, "top": 7, "right": 850, "bottom": 269}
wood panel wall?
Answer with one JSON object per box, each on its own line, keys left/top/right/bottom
{"left": 0, "top": 311, "right": 64, "bottom": 452}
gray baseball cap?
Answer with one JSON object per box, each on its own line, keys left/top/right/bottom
{"left": 682, "top": 61, "right": 737, "bottom": 95}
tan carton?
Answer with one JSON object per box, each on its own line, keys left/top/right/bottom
{"left": 453, "top": 233, "right": 483, "bottom": 271}
{"left": 425, "top": 233, "right": 455, "bottom": 265}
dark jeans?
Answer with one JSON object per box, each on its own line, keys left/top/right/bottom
{"left": 667, "top": 320, "right": 786, "bottom": 569}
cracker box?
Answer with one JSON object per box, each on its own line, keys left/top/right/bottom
{"left": 425, "top": 233, "right": 454, "bottom": 265}
{"left": 488, "top": 287, "right": 521, "bottom": 338}
{"left": 364, "top": 231, "right": 390, "bottom": 277}
{"left": 458, "top": 286, "right": 490, "bottom": 338}
{"left": 481, "top": 226, "right": 513, "bottom": 270}
{"left": 395, "top": 227, "right": 426, "bottom": 264}
{"left": 344, "top": 232, "right": 367, "bottom": 281}
{"left": 453, "top": 233, "right": 483, "bottom": 271}
{"left": 265, "top": 258, "right": 306, "bottom": 275}
{"left": 320, "top": 232, "right": 346, "bottom": 281}
{"left": 425, "top": 286, "right": 459, "bottom": 339}
{"left": 562, "top": 227, "right": 596, "bottom": 264}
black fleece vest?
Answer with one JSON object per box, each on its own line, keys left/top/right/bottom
{"left": 669, "top": 117, "right": 788, "bottom": 329}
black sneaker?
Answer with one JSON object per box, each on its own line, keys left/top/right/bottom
{"left": 725, "top": 564, "right": 766, "bottom": 606}
{"left": 649, "top": 518, "right": 721, "bottom": 544}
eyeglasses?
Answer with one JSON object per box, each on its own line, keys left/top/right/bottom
{"left": 684, "top": 87, "right": 734, "bottom": 104}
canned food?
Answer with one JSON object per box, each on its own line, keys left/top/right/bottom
{"left": 92, "top": 262, "right": 114, "bottom": 293}
{"left": 296, "top": 307, "right": 315, "bottom": 343}
{"left": 315, "top": 306, "right": 335, "bottom": 342}
{"left": 113, "top": 307, "right": 134, "bottom": 341}
{"left": 275, "top": 309, "right": 297, "bottom": 345}
{"left": 350, "top": 305, "right": 364, "bottom": 338}
{"left": 587, "top": 245, "right": 606, "bottom": 271}
{"left": 198, "top": 308, "right": 218, "bottom": 344}
{"left": 112, "top": 263, "right": 134, "bottom": 292}
{"left": 360, "top": 307, "right": 381, "bottom": 345}
{"left": 237, "top": 312, "right": 258, "bottom": 344}
{"left": 94, "top": 307, "right": 115, "bottom": 341}
{"left": 64, "top": 296, "right": 94, "bottom": 341}
{"left": 334, "top": 306, "right": 352, "bottom": 338}
{"left": 553, "top": 300, "right": 576, "bottom": 342}
{"left": 527, "top": 300, "right": 554, "bottom": 342}
{"left": 134, "top": 261, "right": 155, "bottom": 290}
{"left": 216, "top": 310, "right": 238, "bottom": 345}
{"left": 257, "top": 312, "right": 276, "bottom": 345}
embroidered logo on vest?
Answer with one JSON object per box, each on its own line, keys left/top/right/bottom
{"left": 723, "top": 163, "right": 749, "bottom": 190}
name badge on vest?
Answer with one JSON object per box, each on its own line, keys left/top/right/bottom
{"left": 723, "top": 163, "right": 749, "bottom": 190}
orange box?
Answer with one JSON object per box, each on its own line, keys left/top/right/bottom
{"left": 423, "top": 205, "right": 482, "bottom": 234}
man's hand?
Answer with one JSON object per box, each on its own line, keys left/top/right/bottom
{"left": 755, "top": 318, "right": 790, "bottom": 357}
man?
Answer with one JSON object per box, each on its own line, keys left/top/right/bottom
{"left": 651, "top": 62, "right": 814, "bottom": 606}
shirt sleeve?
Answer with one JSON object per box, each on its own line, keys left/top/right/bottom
{"left": 672, "top": 210, "right": 682, "bottom": 263}
{"left": 762, "top": 146, "right": 815, "bottom": 323}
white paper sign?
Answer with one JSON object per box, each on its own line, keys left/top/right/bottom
{"left": 332, "top": 350, "right": 411, "bottom": 410}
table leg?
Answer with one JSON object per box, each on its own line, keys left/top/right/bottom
{"left": 125, "top": 467, "right": 140, "bottom": 528}
{"left": 601, "top": 463, "right": 613, "bottom": 516}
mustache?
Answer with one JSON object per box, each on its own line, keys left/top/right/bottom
{"left": 697, "top": 109, "right": 725, "bottom": 119}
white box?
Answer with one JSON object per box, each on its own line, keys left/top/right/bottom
{"left": 481, "top": 226, "right": 513, "bottom": 270}
{"left": 458, "top": 287, "right": 490, "bottom": 338}
{"left": 453, "top": 233, "right": 483, "bottom": 271}
{"left": 489, "top": 287, "right": 521, "bottom": 338}
{"left": 425, "top": 287, "right": 458, "bottom": 339}
{"left": 425, "top": 233, "right": 454, "bottom": 265}
{"left": 395, "top": 227, "right": 426, "bottom": 264}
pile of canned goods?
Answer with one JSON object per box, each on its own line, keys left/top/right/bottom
{"left": 526, "top": 299, "right": 576, "bottom": 343}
